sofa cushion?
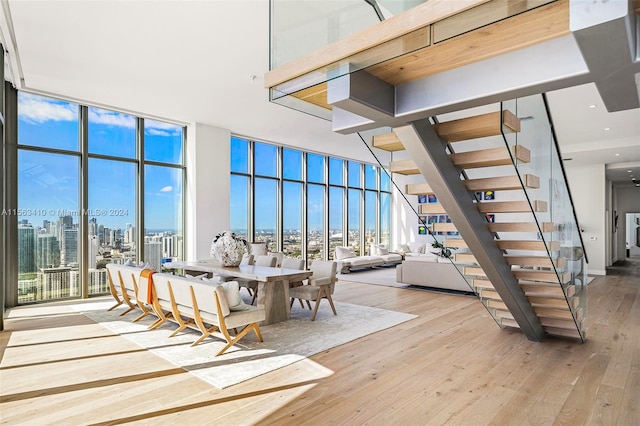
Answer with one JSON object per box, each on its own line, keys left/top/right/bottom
{"left": 341, "top": 256, "right": 384, "bottom": 267}
{"left": 405, "top": 255, "right": 438, "bottom": 263}
{"left": 407, "top": 242, "right": 425, "bottom": 254}
{"left": 379, "top": 246, "right": 389, "bottom": 255}
{"left": 335, "top": 246, "right": 356, "bottom": 260}
{"left": 379, "top": 253, "right": 402, "bottom": 263}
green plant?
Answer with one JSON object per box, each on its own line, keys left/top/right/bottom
{"left": 431, "top": 240, "right": 457, "bottom": 259}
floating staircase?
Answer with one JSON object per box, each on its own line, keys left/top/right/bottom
{"left": 374, "top": 109, "right": 585, "bottom": 340}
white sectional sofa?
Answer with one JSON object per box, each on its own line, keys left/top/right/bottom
{"left": 395, "top": 255, "right": 473, "bottom": 293}
{"left": 334, "top": 245, "right": 402, "bottom": 274}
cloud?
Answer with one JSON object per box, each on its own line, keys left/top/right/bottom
{"left": 146, "top": 128, "right": 171, "bottom": 137}
{"left": 19, "top": 93, "right": 182, "bottom": 135}
{"left": 145, "top": 119, "right": 181, "bottom": 136}
{"left": 160, "top": 186, "right": 173, "bottom": 192}
{"left": 18, "top": 93, "right": 77, "bottom": 124}
{"left": 88, "top": 108, "right": 136, "bottom": 128}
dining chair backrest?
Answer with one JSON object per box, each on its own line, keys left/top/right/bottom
{"left": 250, "top": 242, "right": 268, "bottom": 257}
{"left": 255, "top": 255, "right": 277, "bottom": 267}
{"left": 309, "top": 260, "right": 338, "bottom": 294}
{"left": 241, "top": 254, "right": 254, "bottom": 265}
{"left": 282, "top": 257, "right": 304, "bottom": 270}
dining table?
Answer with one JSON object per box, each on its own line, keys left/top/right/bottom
{"left": 163, "top": 259, "right": 313, "bottom": 325}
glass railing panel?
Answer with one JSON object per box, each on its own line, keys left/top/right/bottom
{"left": 270, "top": 0, "right": 381, "bottom": 70}
{"left": 507, "top": 94, "right": 587, "bottom": 340}
{"left": 357, "top": 124, "right": 486, "bottom": 301}
{"left": 268, "top": 0, "right": 561, "bottom": 120}
{"left": 432, "top": 0, "right": 556, "bottom": 43}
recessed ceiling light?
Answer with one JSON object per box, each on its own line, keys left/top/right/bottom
{"left": 604, "top": 127, "right": 611, "bottom": 131}
{"left": 588, "top": 104, "right": 597, "bottom": 108}
{"left": 628, "top": 170, "right": 633, "bottom": 172}
{"left": 615, "top": 153, "right": 620, "bottom": 156}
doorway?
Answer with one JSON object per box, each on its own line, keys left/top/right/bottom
{"left": 626, "top": 213, "right": 640, "bottom": 257}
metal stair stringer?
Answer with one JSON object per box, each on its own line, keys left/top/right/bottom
{"left": 394, "top": 119, "right": 545, "bottom": 342}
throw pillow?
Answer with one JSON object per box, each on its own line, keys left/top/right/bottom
{"left": 123, "top": 258, "right": 135, "bottom": 267}
{"left": 335, "top": 246, "right": 356, "bottom": 260}
{"left": 399, "top": 244, "right": 410, "bottom": 254}
{"left": 408, "top": 242, "right": 425, "bottom": 254}
{"left": 379, "top": 247, "right": 389, "bottom": 255}
{"left": 219, "top": 281, "right": 249, "bottom": 311}
{"left": 186, "top": 272, "right": 208, "bottom": 279}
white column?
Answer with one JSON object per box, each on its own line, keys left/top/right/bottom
{"left": 185, "top": 123, "right": 231, "bottom": 261}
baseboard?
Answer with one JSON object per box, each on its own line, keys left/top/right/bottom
{"left": 588, "top": 269, "right": 606, "bottom": 276}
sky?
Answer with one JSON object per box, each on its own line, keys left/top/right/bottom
{"left": 230, "top": 136, "right": 390, "bottom": 232}
{"left": 17, "top": 92, "right": 183, "bottom": 232}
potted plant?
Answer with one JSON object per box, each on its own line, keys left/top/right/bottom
{"left": 210, "top": 231, "right": 249, "bottom": 266}
{"left": 431, "top": 240, "right": 457, "bottom": 259}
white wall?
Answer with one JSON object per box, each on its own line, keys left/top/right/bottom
{"left": 185, "top": 123, "right": 231, "bottom": 261}
{"left": 613, "top": 186, "right": 640, "bottom": 261}
{"left": 565, "top": 163, "right": 607, "bottom": 275}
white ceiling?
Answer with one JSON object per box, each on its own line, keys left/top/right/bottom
{"left": 2, "top": 0, "right": 639, "bottom": 186}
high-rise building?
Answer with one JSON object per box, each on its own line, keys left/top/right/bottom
{"left": 144, "top": 241, "right": 162, "bottom": 270}
{"left": 161, "top": 234, "right": 182, "bottom": 259}
{"left": 88, "top": 218, "right": 98, "bottom": 237}
{"left": 61, "top": 228, "right": 78, "bottom": 266}
{"left": 39, "top": 266, "right": 72, "bottom": 300}
{"left": 88, "top": 235, "right": 100, "bottom": 269}
{"left": 18, "top": 225, "right": 37, "bottom": 274}
{"left": 36, "top": 234, "right": 60, "bottom": 269}
{"left": 88, "top": 269, "right": 108, "bottom": 294}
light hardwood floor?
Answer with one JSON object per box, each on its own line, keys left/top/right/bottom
{"left": 1, "top": 258, "right": 638, "bottom": 425}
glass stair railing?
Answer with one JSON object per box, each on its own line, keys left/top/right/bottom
{"left": 360, "top": 97, "right": 587, "bottom": 341}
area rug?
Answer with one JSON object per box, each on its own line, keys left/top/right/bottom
{"left": 338, "top": 266, "right": 409, "bottom": 288}
{"left": 72, "top": 299, "right": 417, "bottom": 389}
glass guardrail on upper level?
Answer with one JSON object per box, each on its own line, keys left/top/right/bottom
{"left": 268, "top": 0, "right": 558, "bottom": 120}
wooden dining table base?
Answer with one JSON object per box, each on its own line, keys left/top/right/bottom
{"left": 256, "top": 280, "right": 291, "bottom": 325}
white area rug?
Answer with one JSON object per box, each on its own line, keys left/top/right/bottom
{"left": 73, "top": 299, "right": 416, "bottom": 389}
{"left": 338, "top": 266, "right": 408, "bottom": 288}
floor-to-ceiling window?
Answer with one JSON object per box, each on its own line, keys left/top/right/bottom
{"left": 230, "top": 136, "right": 391, "bottom": 263}
{"left": 15, "top": 92, "right": 185, "bottom": 304}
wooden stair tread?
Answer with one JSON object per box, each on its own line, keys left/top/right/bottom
{"left": 418, "top": 203, "right": 446, "bottom": 214}
{"left": 456, "top": 253, "right": 477, "bottom": 263}
{"left": 512, "top": 269, "right": 571, "bottom": 284}
{"left": 489, "top": 222, "right": 555, "bottom": 233}
{"left": 520, "top": 282, "right": 575, "bottom": 298}
{"left": 406, "top": 182, "right": 433, "bottom": 195}
{"left": 504, "top": 255, "right": 567, "bottom": 268}
{"left": 464, "top": 266, "right": 486, "bottom": 277}
{"left": 543, "top": 326, "right": 583, "bottom": 339}
{"left": 473, "top": 279, "right": 493, "bottom": 289}
{"left": 497, "top": 240, "right": 561, "bottom": 251}
{"left": 389, "top": 159, "right": 421, "bottom": 175}
{"left": 431, "top": 222, "right": 457, "bottom": 233}
{"left": 536, "top": 307, "right": 582, "bottom": 321}
{"left": 477, "top": 200, "right": 547, "bottom": 213}
{"left": 478, "top": 289, "right": 501, "bottom": 300}
{"left": 444, "top": 238, "right": 468, "bottom": 248}
{"left": 434, "top": 110, "right": 521, "bottom": 142}
{"left": 465, "top": 174, "right": 540, "bottom": 191}
{"left": 372, "top": 132, "right": 404, "bottom": 151}
{"left": 450, "top": 145, "right": 530, "bottom": 169}
{"left": 528, "top": 296, "right": 575, "bottom": 309}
